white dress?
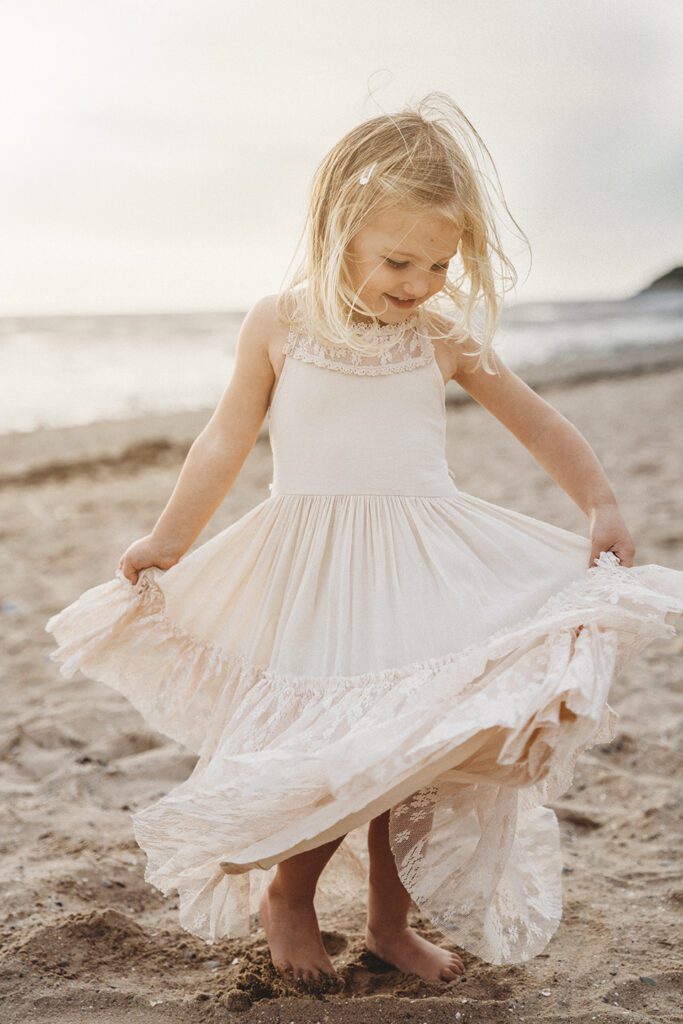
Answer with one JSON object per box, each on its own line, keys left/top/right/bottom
{"left": 44, "top": 312, "right": 683, "bottom": 965}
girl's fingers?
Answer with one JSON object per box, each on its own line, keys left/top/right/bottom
{"left": 590, "top": 547, "right": 635, "bottom": 569}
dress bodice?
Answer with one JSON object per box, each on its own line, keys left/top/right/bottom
{"left": 267, "top": 318, "right": 459, "bottom": 497}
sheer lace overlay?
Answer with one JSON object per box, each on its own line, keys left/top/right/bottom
{"left": 282, "top": 316, "right": 435, "bottom": 375}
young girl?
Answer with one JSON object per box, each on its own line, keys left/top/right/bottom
{"left": 45, "top": 93, "right": 683, "bottom": 987}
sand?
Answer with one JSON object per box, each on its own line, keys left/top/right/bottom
{"left": 1, "top": 342, "right": 682, "bottom": 1023}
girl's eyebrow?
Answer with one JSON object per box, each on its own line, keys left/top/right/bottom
{"left": 386, "top": 250, "right": 455, "bottom": 262}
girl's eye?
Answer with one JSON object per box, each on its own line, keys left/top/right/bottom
{"left": 385, "top": 258, "right": 450, "bottom": 272}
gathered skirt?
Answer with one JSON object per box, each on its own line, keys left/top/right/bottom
{"left": 44, "top": 487, "right": 683, "bottom": 964}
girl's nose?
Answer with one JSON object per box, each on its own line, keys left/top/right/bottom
{"left": 405, "top": 266, "right": 432, "bottom": 299}
{"left": 403, "top": 275, "right": 429, "bottom": 299}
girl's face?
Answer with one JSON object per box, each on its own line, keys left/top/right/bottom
{"left": 345, "top": 206, "right": 461, "bottom": 325}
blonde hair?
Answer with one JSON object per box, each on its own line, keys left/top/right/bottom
{"left": 275, "top": 92, "right": 530, "bottom": 374}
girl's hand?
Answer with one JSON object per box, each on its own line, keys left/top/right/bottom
{"left": 588, "top": 504, "right": 636, "bottom": 569}
{"left": 116, "top": 534, "right": 183, "bottom": 586}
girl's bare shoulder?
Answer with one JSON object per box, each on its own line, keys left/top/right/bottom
{"left": 237, "top": 294, "right": 291, "bottom": 368}
{"left": 241, "top": 294, "right": 289, "bottom": 342}
{"left": 423, "top": 310, "right": 481, "bottom": 382}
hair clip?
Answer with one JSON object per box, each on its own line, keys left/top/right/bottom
{"left": 358, "top": 161, "right": 377, "bottom": 186}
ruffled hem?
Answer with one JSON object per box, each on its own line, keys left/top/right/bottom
{"left": 44, "top": 551, "right": 683, "bottom": 964}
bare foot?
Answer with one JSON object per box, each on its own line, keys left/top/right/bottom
{"left": 365, "top": 924, "right": 465, "bottom": 982}
{"left": 259, "top": 881, "right": 338, "bottom": 983}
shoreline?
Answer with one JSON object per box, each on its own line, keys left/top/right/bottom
{"left": 2, "top": 337, "right": 683, "bottom": 488}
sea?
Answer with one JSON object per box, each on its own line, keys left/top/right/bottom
{"left": 2, "top": 290, "right": 682, "bottom": 435}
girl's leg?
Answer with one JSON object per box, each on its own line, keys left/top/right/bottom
{"left": 259, "top": 833, "right": 347, "bottom": 982}
{"left": 365, "top": 809, "right": 465, "bottom": 982}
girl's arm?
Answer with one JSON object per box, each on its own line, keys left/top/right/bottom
{"left": 449, "top": 339, "right": 636, "bottom": 568}
{"left": 147, "top": 296, "right": 280, "bottom": 562}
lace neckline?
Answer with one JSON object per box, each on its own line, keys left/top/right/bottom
{"left": 344, "top": 312, "right": 421, "bottom": 336}
{"left": 283, "top": 315, "right": 435, "bottom": 377}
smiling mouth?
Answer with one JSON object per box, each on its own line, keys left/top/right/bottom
{"left": 385, "top": 294, "right": 416, "bottom": 309}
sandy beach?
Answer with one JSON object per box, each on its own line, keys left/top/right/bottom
{"left": 1, "top": 342, "right": 682, "bottom": 1023}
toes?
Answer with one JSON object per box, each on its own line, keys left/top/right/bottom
{"left": 441, "top": 967, "right": 458, "bottom": 981}
{"left": 275, "top": 960, "right": 336, "bottom": 985}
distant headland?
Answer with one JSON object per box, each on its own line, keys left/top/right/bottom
{"left": 637, "top": 266, "right": 683, "bottom": 293}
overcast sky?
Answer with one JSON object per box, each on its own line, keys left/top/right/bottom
{"left": 1, "top": 0, "right": 681, "bottom": 316}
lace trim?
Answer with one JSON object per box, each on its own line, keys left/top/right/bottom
{"left": 282, "top": 322, "right": 435, "bottom": 376}
{"left": 126, "top": 549, "right": 672, "bottom": 691}
{"left": 341, "top": 312, "right": 421, "bottom": 334}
